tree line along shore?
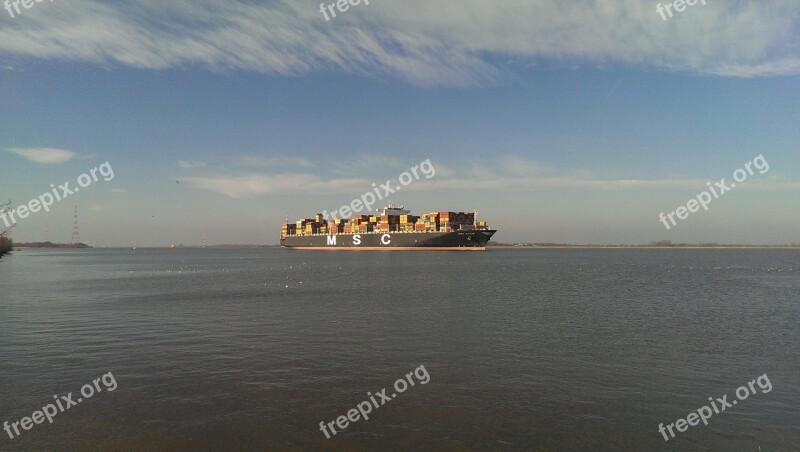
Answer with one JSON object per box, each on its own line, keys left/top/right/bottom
{"left": 0, "top": 236, "right": 11, "bottom": 258}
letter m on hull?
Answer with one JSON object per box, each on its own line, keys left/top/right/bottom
{"left": 326, "top": 235, "right": 336, "bottom": 246}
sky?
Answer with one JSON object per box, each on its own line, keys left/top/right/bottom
{"left": 1, "top": 0, "right": 799, "bottom": 246}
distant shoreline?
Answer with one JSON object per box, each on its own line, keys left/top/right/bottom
{"left": 10, "top": 243, "right": 800, "bottom": 250}
{"left": 488, "top": 245, "right": 800, "bottom": 250}
{"left": 13, "top": 242, "right": 92, "bottom": 249}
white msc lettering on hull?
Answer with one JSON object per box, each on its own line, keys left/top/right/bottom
{"left": 326, "top": 233, "right": 392, "bottom": 246}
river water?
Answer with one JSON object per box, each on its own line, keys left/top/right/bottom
{"left": 0, "top": 248, "right": 797, "bottom": 450}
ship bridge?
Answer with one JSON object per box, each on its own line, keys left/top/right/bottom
{"left": 378, "top": 203, "right": 410, "bottom": 216}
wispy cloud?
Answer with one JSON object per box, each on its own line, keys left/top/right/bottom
{"left": 410, "top": 176, "right": 710, "bottom": 191}
{"left": 235, "top": 156, "right": 314, "bottom": 168}
{"left": 178, "top": 160, "right": 206, "bottom": 169}
{"left": 181, "top": 154, "right": 800, "bottom": 199}
{"left": 5, "top": 147, "right": 77, "bottom": 164}
{"left": 184, "top": 173, "right": 368, "bottom": 198}
{"left": 498, "top": 155, "right": 550, "bottom": 177}
{"left": 0, "top": 1, "right": 797, "bottom": 86}
{"left": 333, "top": 154, "right": 406, "bottom": 175}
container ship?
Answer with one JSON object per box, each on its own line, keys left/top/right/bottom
{"left": 281, "top": 204, "right": 496, "bottom": 250}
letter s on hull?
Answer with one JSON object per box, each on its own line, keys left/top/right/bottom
{"left": 353, "top": 234, "right": 361, "bottom": 245}
{"left": 381, "top": 234, "right": 391, "bottom": 245}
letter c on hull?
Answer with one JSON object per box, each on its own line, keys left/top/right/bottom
{"left": 381, "top": 234, "right": 391, "bottom": 245}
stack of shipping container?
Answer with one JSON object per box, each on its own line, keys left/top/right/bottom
{"left": 283, "top": 209, "right": 483, "bottom": 237}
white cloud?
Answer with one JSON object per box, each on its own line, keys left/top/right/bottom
{"left": 428, "top": 163, "right": 455, "bottom": 178}
{"left": 410, "top": 176, "right": 710, "bottom": 191}
{"left": 182, "top": 154, "right": 800, "bottom": 199}
{"left": 5, "top": 147, "right": 77, "bottom": 164}
{"left": 498, "top": 155, "right": 550, "bottom": 177}
{"left": 184, "top": 173, "right": 369, "bottom": 198}
{"left": 0, "top": 1, "right": 797, "bottom": 86}
{"left": 178, "top": 160, "right": 206, "bottom": 169}
{"left": 333, "top": 154, "right": 406, "bottom": 175}
{"left": 235, "top": 156, "right": 314, "bottom": 168}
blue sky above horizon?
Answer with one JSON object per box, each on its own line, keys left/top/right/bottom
{"left": 1, "top": 0, "right": 799, "bottom": 246}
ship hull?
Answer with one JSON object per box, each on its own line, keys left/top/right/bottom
{"left": 281, "top": 230, "right": 496, "bottom": 250}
